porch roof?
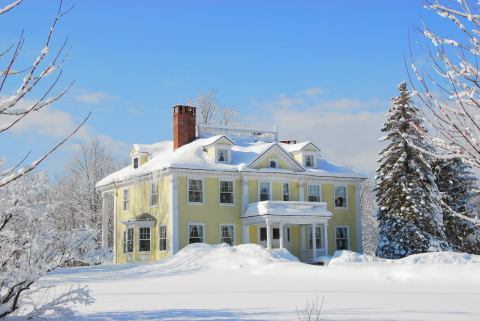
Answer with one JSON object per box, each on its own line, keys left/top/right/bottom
{"left": 243, "top": 201, "right": 332, "bottom": 219}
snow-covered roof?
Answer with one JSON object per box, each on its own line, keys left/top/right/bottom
{"left": 96, "top": 135, "right": 366, "bottom": 188}
{"left": 243, "top": 201, "right": 332, "bottom": 218}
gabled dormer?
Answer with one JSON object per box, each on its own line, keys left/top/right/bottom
{"left": 202, "top": 136, "right": 235, "bottom": 164}
{"left": 288, "top": 142, "right": 321, "bottom": 169}
{"left": 129, "top": 145, "right": 150, "bottom": 169}
{"left": 249, "top": 143, "right": 304, "bottom": 172}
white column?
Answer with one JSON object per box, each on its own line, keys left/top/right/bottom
{"left": 241, "top": 176, "right": 249, "bottom": 215}
{"left": 101, "top": 191, "right": 110, "bottom": 249}
{"left": 279, "top": 222, "right": 284, "bottom": 249}
{"left": 266, "top": 220, "right": 272, "bottom": 249}
{"left": 300, "top": 225, "right": 305, "bottom": 254}
{"left": 312, "top": 223, "right": 317, "bottom": 260}
{"left": 243, "top": 224, "right": 250, "bottom": 244}
{"left": 323, "top": 223, "right": 329, "bottom": 256}
{"left": 298, "top": 180, "right": 304, "bottom": 201}
{"left": 170, "top": 175, "right": 179, "bottom": 254}
{"left": 355, "top": 183, "right": 363, "bottom": 253}
{"left": 112, "top": 190, "right": 117, "bottom": 263}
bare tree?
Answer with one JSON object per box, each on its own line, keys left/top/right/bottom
{"left": 0, "top": 0, "right": 93, "bottom": 317}
{"left": 190, "top": 90, "right": 240, "bottom": 127}
{"left": 360, "top": 177, "right": 378, "bottom": 256}
{"left": 408, "top": 0, "right": 480, "bottom": 226}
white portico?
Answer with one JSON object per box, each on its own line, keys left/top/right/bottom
{"left": 242, "top": 201, "right": 332, "bottom": 263}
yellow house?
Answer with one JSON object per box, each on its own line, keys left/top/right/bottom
{"left": 96, "top": 105, "right": 366, "bottom": 264}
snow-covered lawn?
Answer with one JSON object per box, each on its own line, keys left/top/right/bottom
{"left": 41, "top": 244, "right": 480, "bottom": 321}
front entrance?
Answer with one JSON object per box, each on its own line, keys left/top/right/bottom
{"left": 258, "top": 226, "right": 281, "bottom": 248}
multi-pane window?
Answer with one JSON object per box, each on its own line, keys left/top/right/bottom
{"left": 188, "top": 224, "right": 204, "bottom": 244}
{"left": 188, "top": 179, "right": 203, "bottom": 203}
{"left": 307, "top": 184, "right": 321, "bottom": 202}
{"left": 139, "top": 227, "right": 151, "bottom": 252}
{"left": 272, "top": 228, "right": 280, "bottom": 240}
{"left": 260, "top": 227, "right": 267, "bottom": 242}
{"left": 218, "top": 149, "right": 229, "bottom": 162}
{"left": 123, "top": 189, "right": 129, "bottom": 211}
{"left": 335, "top": 186, "right": 347, "bottom": 208}
{"left": 269, "top": 160, "right": 277, "bottom": 168}
{"left": 282, "top": 183, "right": 290, "bottom": 201}
{"left": 126, "top": 227, "right": 133, "bottom": 253}
{"left": 308, "top": 225, "right": 323, "bottom": 249}
{"left": 220, "top": 181, "right": 234, "bottom": 204}
{"left": 304, "top": 155, "right": 314, "bottom": 168}
{"left": 336, "top": 226, "right": 349, "bottom": 250}
{"left": 259, "top": 182, "right": 270, "bottom": 201}
{"left": 122, "top": 231, "right": 127, "bottom": 253}
{"left": 133, "top": 157, "right": 139, "bottom": 169}
{"left": 220, "top": 224, "right": 235, "bottom": 245}
{"left": 150, "top": 181, "right": 158, "bottom": 207}
{"left": 159, "top": 225, "right": 167, "bottom": 251}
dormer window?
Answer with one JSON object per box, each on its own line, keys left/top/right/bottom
{"left": 218, "top": 149, "right": 229, "bottom": 162}
{"left": 304, "top": 155, "right": 315, "bottom": 168}
{"left": 133, "top": 157, "right": 139, "bottom": 169}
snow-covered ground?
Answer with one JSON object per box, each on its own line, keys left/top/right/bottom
{"left": 40, "top": 244, "right": 480, "bottom": 321}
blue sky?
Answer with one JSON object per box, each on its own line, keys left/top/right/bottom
{"left": 1, "top": 0, "right": 447, "bottom": 177}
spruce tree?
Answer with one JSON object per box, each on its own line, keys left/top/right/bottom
{"left": 375, "top": 82, "right": 450, "bottom": 259}
{"left": 433, "top": 158, "right": 480, "bottom": 254}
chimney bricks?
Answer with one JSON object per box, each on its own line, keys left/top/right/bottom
{"left": 173, "top": 105, "right": 196, "bottom": 151}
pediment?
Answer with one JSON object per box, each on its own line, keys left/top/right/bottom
{"left": 249, "top": 143, "right": 304, "bottom": 172}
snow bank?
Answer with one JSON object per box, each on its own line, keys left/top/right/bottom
{"left": 164, "top": 243, "right": 298, "bottom": 272}
{"left": 329, "top": 250, "right": 480, "bottom": 265}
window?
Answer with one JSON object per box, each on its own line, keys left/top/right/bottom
{"left": 307, "top": 184, "right": 321, "bottom": 202}
{"left": 335, "top": 186, "right": 347, "bottom": 208}
{"left": 217, "top": 149, "right": 229, "bottom": 162}
{"left": 308, "top": 225, "right": 323, "bottom": 249}
{"left": 122, "top": 231, "right": 127, "bottom": 253}
{"left": 219, "top": 181, "right": 234, "bottom": 204}
{"left": 287, "top": 227, "right": 291, "bottom": 242}
{"left": 126, "top": 227, "right": 133, "bottom": 253}
{"left": 282, "top": 183, "right": 290, "bottom": 201}
{"left": 159, "top": 225, "right": 167, "bottom": 251}
{"left": 188, "top": 224, "right": 204, "bottom": 244}
{"left": 123, "top": 189, "right": 129, "bottom": 211}
{"left": 139, "top": 227, "right": 151, "bottom": 252}
{"left": 220, "top": 224, "right": 235, "bottom": 245}
{"left": 304, "top": 155, "right": 315, "bottom": 168}
{"left": 269, "top": 160, "right": 277, "bottom": 168}
{"left": 260, "top": 227, "right": 267, "bottom": 241}
{"left": 272, "top": 228, "right": 280, "bottom": 240}
{"left": 133, "top": 157, "right": 139, "bottom": 169}
{"left": 188, "top": 179, "right": 203, "bottom": 203}
{"left": 150, "top": 181, "right": 158, "bottom": 207}
{"left": 336, "top": 226, "right": 349, "bottom": 250}
{"left": 259, "top": 182, "right": 270, "bottom": 201}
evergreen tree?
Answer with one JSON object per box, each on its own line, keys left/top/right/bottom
{"left": 375, "top": 82, "right": 450, "bottom": 259}
{"left": 433, "top": 158, "right": 480, "bottom": 254}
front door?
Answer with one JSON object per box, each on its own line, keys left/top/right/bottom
{"left": 259, "top": 226, "right": 280, "bottom": 248}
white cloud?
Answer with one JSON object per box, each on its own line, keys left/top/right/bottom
{"left": 245, "top": 90, "right": 387, "bottom": 173}
{"left": 74, "top": 90, "right": 111, "bottom": 104}
{"left": 298, "top": 87, "right": 327, "bottom": 97}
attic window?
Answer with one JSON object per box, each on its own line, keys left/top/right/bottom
{"left": 269, "top": 160, "right": 277, "bottom": 168}
{"left": 304, "top": 155, "right": 314, "bottom": 168}
{"left": 133, "top": 157, "right": 139, "bottom": 169}
{"left": 218, "top": 149, "right": 229, "bottom": 162}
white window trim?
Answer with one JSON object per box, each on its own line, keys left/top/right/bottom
{"left": 122, "top": 188, "right": 129, "bottom": 212}
{"left": 138, "top": 226, "right": 152, "bottom": 253}
{"left": 187, "top": 223, "right": 206, "bottom": 244}
{"left": 307, "top": 183, "right": 322, "bottom": 202}
{"left": 258, "top": 181, "right": 272, "bottom": 202}
{"left": 215, "top": 146, "right": 231, "bottom": 164}
{"left": 219, "top": 179, "right": 235, "bottom": 206}
{"left": 126, "top": 227, "right": 134, "bottom": 253}
{"left": 303, "top": 153, "right": 317, "bottom": 168}
{"left": 159, "top": 224, "right": 167, "bottom": 252}
{"left": 335, "top": 225, "right": 350, "bottom": 251}
{"left": 187, "top": 177, "right": 205, "bottom": 205}
{"left": 132, "top": 156, "right": 139, "bottom": 169}
{"left": 282, "top": 182, "right": 290, "bottom": 201}
{"left": 150, "top": 180, "right": 158, "bottom": 208}
{"left": 334, "top": 184, "right": 349, "bottom": 209}
{"left": 219, "top": 224, "right": 236, "bottom": 245}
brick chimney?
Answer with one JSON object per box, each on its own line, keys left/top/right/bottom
{"left": 173, "top": 105, "right": 197, "bottom": 151}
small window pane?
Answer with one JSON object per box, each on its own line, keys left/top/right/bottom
{"left": 123, "top": 189, "right": 129, "bottom": 211}
{"left": 282, "top": 183, "right": 290, "bottom": 201}
{"left": 308, "top": 225, "right": 323, "bottom": 249}
{"left": 122, "top": 231, "right": 127, "bottom": 254}
{"left": 139, "top": 227, "right": 151, "bottom": 252}
{"left": 336, "top": 227, "right": 349, "bottom": 250}
{"left": 218, "top": 149, "right": 229, "bottom": 162}
{"left": 335, "top": 186, "right": 347, "bottom": 208}
{"left": 260, "top": 227, "right": 267, "bottom": 241}
{"left": 189, "top": 225, "right": 204, "bottom": 244}
{"left": 151, "top": 181, "right": 158, "bottom": 207}
{"left": 133, "top": 157, "right": 139, "bottom": 169}
{"left": 159, "top": 225, "right": 167, "bottom": 251}
{"left": 188, "top": 179, "right": 203, "bottom": 203}
{"left": 308, "top": 185, "right": 320, "bottom": 202}
{"left": 220, "top": 181, "right": 234, "bottom": 204}
{"left": 269, "top": 160, "right": 277, "bottom": 168}
{"left": 259, "top": 182, "right": 270, "bottom": 201}
{"left": 272, "top": 228, "right": 280, "bottom": 240}
{"left": 305, "top": 155, "right": 314, "bottom": 167}
{"left": 127, "top": 228, "right": 134, "bottom": 253}
{"left": 220, "top": 225, "right": 235, "bottom": 245}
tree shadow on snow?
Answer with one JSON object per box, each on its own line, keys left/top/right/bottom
{"left": 62, "top": 308, "right": 284, "bottom": 321}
